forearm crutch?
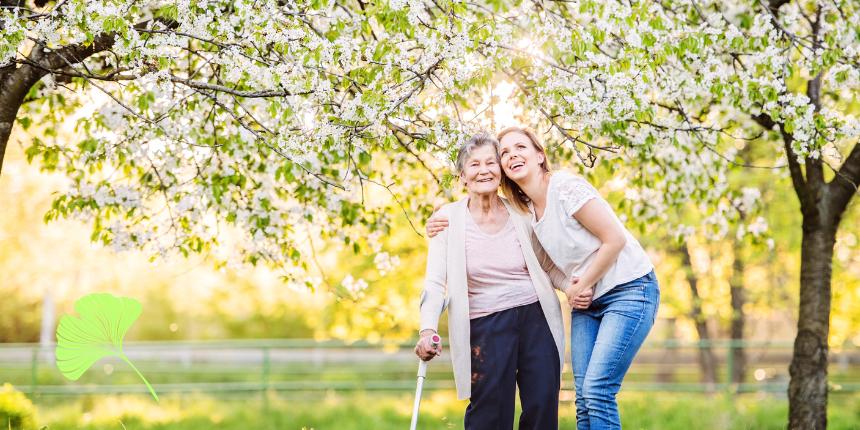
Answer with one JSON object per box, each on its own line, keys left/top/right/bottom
{"left": 410, "top": 296, "right": 449, "bottom": 430}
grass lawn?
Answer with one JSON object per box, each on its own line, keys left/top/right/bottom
{"left": 21, "top": 390, "right": 860, "bottom": 430}
{"left": 6, "top": 356, "right": 860, "bottom": 429}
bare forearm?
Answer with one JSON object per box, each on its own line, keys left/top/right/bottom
{"left": 569, "top": 199, "right": 628, "bottom": 295}
{"left": 570, "top": 242, "right": 624, "bottom": 295}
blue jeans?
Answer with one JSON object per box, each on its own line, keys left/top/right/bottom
{"left": 571, "top": 270, "right": 660, "bottom": 430}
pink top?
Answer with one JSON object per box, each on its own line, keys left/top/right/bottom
{"left": 465, "top": 210, "right": 539, "bottom": 319}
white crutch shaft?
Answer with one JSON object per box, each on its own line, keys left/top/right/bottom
{"left": 410, "top": 361, "right": 427, "bottom": 430}
{"left": 410, "top": 334, "right": 442, "bottom": 430}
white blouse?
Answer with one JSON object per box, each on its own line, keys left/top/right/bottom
{"left": 529, "top": 172, "right": 654, "bottom": 300}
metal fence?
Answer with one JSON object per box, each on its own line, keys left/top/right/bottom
{"left": 1, "top": 339, "right": 858, "bottom": 399}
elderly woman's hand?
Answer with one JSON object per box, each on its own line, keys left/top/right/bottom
{"left": 566, "top": 279, "right": 594, "bottom": 309}
{"left": 425, "top": 205, "right": 449, "bottom": 238}
{"left": 414, "top": 329, "right": 442, "bottom": 361}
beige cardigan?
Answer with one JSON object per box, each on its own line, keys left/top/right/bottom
{"left": 419, "top": 197, "right": 571, "bottom": 400}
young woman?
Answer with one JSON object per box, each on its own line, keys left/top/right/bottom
{"left": 426, "top": 127, "right": 658, "bottom": 430}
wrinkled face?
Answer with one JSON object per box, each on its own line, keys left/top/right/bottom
{"left": 499, "top": 132, "right": 545, "bottom": 181}
{"left": 460, "top": 145, "right": 502, "bottom": 195}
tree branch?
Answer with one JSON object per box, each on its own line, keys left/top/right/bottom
{"left": 752, "top": 112, "right": 816, "bottom": 216}
{"left": 169, "top": 75, "right": 309, "bottom": 98}
{"left": 359, "top": 175, "right": 424, "bottom": 238}
{"left": 827, "top": 142, "right": 860, "bottom": 215}
{"left": 804, "top": 12, "right": 825, "bottom": 197}
{"left": 194, "top": 89, "right": 345, "bottom": 189}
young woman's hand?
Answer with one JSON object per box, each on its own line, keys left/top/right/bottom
{"left": 414, "top": 329, "right": 442, "bottom": 361}
{"left": 425, "top": 205, "right": 449, "bottom": 238}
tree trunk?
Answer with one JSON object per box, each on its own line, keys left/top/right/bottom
{"left": 0, "top": 19, "right": 151, "bottom": 179}
{"left": 0, "top": 115, "right": 10, "bottom": 178}
{"left": 678, "top": 241, "right": 719, "bottom": 386}
{"left": 0, "top": 0, "right": 42, "bottom": 178}
{"left": 748, "top": 7, "right": 859, "bottom": 422}
{"left": 788, "top": 221, "right": 835, "bottom": 429}
{"left": 730, "top": 241, "right": 746, "bottom": 384}
{"left": 749, "top": 103, "right": 857, "bottom": 429}
{"left": 0, "top": 66, "right": 30, "bottom": 179}
{"left": 786, "top": 10, "right": 840, "bottom": 427}
{"left": 655, "top": 317, "right": 676, "bottom": 383}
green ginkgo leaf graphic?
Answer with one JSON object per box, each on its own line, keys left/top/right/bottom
{"left": 56, "top": 293, "right": 158, "bottom": 401}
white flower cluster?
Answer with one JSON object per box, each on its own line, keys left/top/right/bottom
{"left": 373, "top": 252, "right": 401, "bottom": 276}
{"left": 341, "top": 273, "right": 369, "bottom": 293}
{"left": 7, "top": 0, "right": 859, "bottom": 281}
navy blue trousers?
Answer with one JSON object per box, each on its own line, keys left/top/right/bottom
{"left": 464, "top": 301, "right": 560, "bottom": 430}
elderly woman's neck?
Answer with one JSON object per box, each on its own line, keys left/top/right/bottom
{"left": 467, "top": 192, "right": 502, "bottom": 217}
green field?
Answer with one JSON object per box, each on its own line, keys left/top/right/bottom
{"left": 12, "top": 391, "right": 859, "bottom": 430}
{"left": 4, "top": 355, "right": 860, "bottom": 430}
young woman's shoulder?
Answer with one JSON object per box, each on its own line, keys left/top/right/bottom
{"left": 550, "top": 171, "right": 601, "bottom": 216}
{"left": 551, "top": 171, "right": 596, "bottom": 190}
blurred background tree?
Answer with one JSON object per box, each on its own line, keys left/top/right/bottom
{"left": 4, "top": 129, "right": 858, "bottom": 350}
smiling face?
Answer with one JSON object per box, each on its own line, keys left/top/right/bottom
{"left": 499, "top": 131, "right": 546, "bottom": 183}
{"left": 460, "top": 144, "right": 502, "bottom": 196}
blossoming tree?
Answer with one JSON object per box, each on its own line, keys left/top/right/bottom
{"left": 2, "top": 0, "right": 858, "bottom": 427}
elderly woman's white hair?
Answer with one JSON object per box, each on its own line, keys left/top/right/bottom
{"left": 454, "top": 132, "right": 500, "bottom": 175}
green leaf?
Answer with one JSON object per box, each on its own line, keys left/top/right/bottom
{"left": 24, "top": 145, "right": 41, "bottom": 164}
{"left": 55, "top": 293, "right": 159, "bottom": 401}
{"left": 17, "top": 117, "right": 32, "bottom": 130}
{"left": 162, "top": 5, "right": 179, "bottom": 20}
{"left": 440, "top": 172, "right": 455, "bottom": 189}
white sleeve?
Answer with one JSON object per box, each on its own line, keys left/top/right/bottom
{"left": 556, "top": 175, "right": 600, "bottom": 217}
{"left": 419, "top": 206, "right": 449, "bottom": 332}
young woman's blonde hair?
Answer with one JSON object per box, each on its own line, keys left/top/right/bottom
{"left": 497, "top": 126, "right": 553, "bottom": 214}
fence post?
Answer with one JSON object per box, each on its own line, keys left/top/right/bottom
{"left": 725, "top": 340, "right": 734, "bottom": 392}
{"left": 262, "top": 346, "right": 270, "bottom": 412}
{"left": 31, "top": 348, "right": 38, "bottom": 397}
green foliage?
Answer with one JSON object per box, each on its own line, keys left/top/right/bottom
{"left": 20, "top": 0, "right": 858, "bottom": 279}
{"left": 0, "top": 146, "right": 327, "bottom": 342}
{"left": 0, "top": 384, "right": 36, "bottom": 430}
{"left": 5, "top": 141, "right": 860, "bottom": 347}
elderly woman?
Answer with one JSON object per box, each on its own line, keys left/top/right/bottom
{"left": 415, "top": 132, "right": 591, "bottom": 430}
